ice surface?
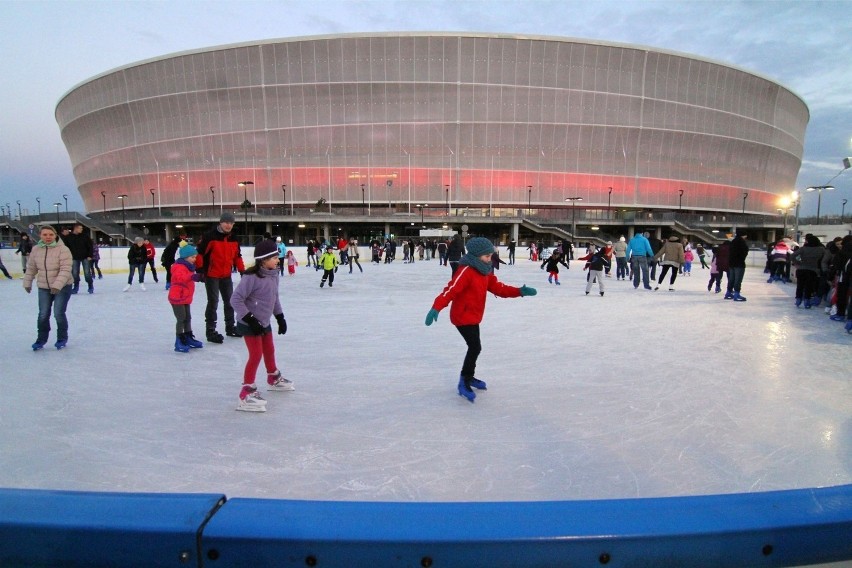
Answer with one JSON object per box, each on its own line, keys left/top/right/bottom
{"left": 0, "top": 250, "right": 849, "bottom": 502}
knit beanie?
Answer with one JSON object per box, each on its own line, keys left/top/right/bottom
{"left": 179, "top": 242, "right": 198, "bottom": 259}
{"left": 254, "top": 239, "right": 278, "bottom": 260}
{"left": 465, "top": 237, "right": 495, "bottom": 257}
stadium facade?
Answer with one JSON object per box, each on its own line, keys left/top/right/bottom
{"left": 55, "top": 33, "right": 807, "bottom": 244}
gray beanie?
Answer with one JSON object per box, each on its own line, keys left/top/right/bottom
{"left": 465, "top": 237, "right": 495, "bottom": 257}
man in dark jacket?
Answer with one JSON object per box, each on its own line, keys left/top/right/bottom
{"left": 727, "top": 232, "right": 749, "bottom": 301}
{"left": 196, "top": 213, "right": 245, "bottom": 343}
{"left": 65, "top": 223, "right": 94, "bottom": 294}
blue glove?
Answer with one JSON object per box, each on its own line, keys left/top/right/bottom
{"left": 425, "top": 308, "right": 439, "bottom": 326}
{"left": 519, "top": 285, "right": 537, "bottom": 297}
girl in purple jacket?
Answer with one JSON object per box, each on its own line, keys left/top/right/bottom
{"left": 230, "top": 240, "right": 293, "bottom": 412}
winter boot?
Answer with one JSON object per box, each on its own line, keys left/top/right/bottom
{"left": 206, "top": 329, "right": 224, "bottom": 344}
{"left": 733, "top": 292, "right": 747, "bottom": 302}
{"left": 225, "top": 325, "right": 242, "bottom": 338}
{"left": 267, "top": 369, "right": 295, "bottom": 391}
{"left": 174, "top": 335, "right": 190, "bottom": 353}
{"left": 468, "top": 377, "right": 487, "bottom": 390}
{"left": 457, "top": 376, "right": 476, "bottom": 403}
{"left": 183, "top": 333, "right": 204, "bottom": 348}
{"left": 237, "top": 385, "right": 267, "bottom": 412}
{"left": 55, "top": 339, "right": 67, "bottom": 350}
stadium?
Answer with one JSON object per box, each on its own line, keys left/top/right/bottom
{"left": 54, "top": 32, "right": 807, "bottom": 246}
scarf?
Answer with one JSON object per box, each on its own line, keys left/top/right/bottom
{"left": 459, "top": 253, "right": 493, "bottom": 275}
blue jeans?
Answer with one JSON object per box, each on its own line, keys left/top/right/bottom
{"left": 37, "top": 285, "right": 72, "bottom": 343}
{"left": 630, "top": 256, "right": 650, "bottom": 288}
{"left": 728, "top": 266, "right": 745, "bottom": 293}
{"left": 72, "top": 259, "right": 93, "bottom": 287}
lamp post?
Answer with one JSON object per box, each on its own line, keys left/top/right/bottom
{"left": 842, "top": 199, "right": 848, "bottom": 224}
{"left": 742, "top": 192, "right": 748, "bottom": 214}
{"left": 445, "top": 184, "right": 450, "bottom": 216}
{"left": 281, "top": 184, "right": 286, "bottom": 215}
{"left": 565, "top": 196, "right": 583, "bottom": 250}
{"left": 805, "top": 185, "right": 834, "bottom": 224}
{"left": 416, "top": 204, "right": 428, "bottom": 225}
{"left": 360, "top": 184, "right": 365, "bottom": 215}
{"left": 527, "top": 185, "right": 532, "bottom": 217}
{"left": 678, "top": 189, "right": 684, "bottom": 211}
{"left": 238, "top": 181, "right": 254, "bottom": 238}
{"left": 53, "top": 202, "right": 61, "bottom": 225}
{"left": 63, "top": 194, "right": 68, "bottom": 213}
{"left": 117, "top": 194, "right": 128, "bottom": 241}
{"left": 36, "top": 197, "right": 41, "bottom": 217}
{"left": 608, "top": 187, "right": 613, "bottom": 220}
{"left": 210, "top": 186, "right": 215, "bottom": 210}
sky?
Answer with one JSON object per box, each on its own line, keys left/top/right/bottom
{"left": 0, "top": 247, "right": 849, "bottom": 502}
{"left": 1, "top": 0, "right": 851, "bottom": 217}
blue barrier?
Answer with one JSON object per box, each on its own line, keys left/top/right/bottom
{"left": 1, "top": 485, "right": 850, "bottom": 567}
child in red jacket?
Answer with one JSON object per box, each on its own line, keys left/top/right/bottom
{"left": 425, "top": 237, "right": 537, "bottom": 403}
{"left": 168, "top": 242, "right": 204, "bottom": 353}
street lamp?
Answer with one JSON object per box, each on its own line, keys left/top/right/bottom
{"left": 63, "top": 194, "right": 68, "bottom": 213}
{"left": 678, "top": 189, "right": 684, "bottom": 211}
{"left": 36, "top": 197, "right": 41, "bottom": 217}
{"left": 281, "top": 184, "right": 286, "bottom": 215}
{"left": 742, "top": 192, "right": 748, "bottom": 214}
{"left": 805, "top": 185, "right": 835, "bottom": 224}
{"left": 565, "top": 196, "right": 583, "bottom": 251}
{"left": 238, "top": 181, "right": 254, "bottom": 238}
{"left": 53, "top": 202, "right": 61, "bottom": 225}
{"left": 101, "top": 191, "right": 106, "bottom": 213}
{"left": 416, "top": 203, "right": 428, "bottom": 225}
{"left": 117, "top": 194, "right": 128, "bottom": 240}
{"left": 527, "top": 185, "right": 532, "bottom": 217}
{"left": 150, "top": 188, "right": 156, "bottom": 209}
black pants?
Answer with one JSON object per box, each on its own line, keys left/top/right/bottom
{"left": 204, "top": 276, "right": 235, "bottom": 331}
{"left": 456, "top": 325, "right": 481, "bottom": 379}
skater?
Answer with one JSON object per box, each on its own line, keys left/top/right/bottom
{"left": 348, "top": 238, "right": 363, "bottom": 273}
{"left": 168, "top": 242, "right": 204, "bottom": 353}
{"left": 286, "top": 250, "right": 298, "bottom": 275}
{"left": 230, "top": 239, "right": 293, "bottom": 412}
{"left": 424, "top": 237, "right": 537, "bottom": 403}
{"left": 318, "top": 245, "right": 339, "bottom": 287}
{"left": 15, "top": 233, "right": 33, "bottom": 273}
{"left": 196, "top": 212, "right": 245, "bottom": 342}
{"left": 23, "top": 225, "right": 73, "bottom": 350}
{"left": 143, "top": 237, "right": 159, "bottom": 283}
{"left": 580, "top": 247, "right": 610, "bottom": 296}
{"left": 276, "top": 236, "right": 288, "bottom": 275}
{"left": 653, "top": 235, "right": 685, "bottom": 291}
{"left": 124, "top": 237, "right": 148, "bottom": 292}
{"left": 160, "top": 234, "right": 183, "bottom": 290}
{"left": 541, "top": 248, "right": 569, "bottom": 285}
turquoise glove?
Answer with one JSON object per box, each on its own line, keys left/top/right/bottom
{"left": 425, "top": 308, "right": 439, "bottom": 326}
{"left": 519, "top": 285, "right": 537, "bottom": 297}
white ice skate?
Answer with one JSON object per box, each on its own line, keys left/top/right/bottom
{"left": 267, "top": 370, "right": 295, "bottom": 392}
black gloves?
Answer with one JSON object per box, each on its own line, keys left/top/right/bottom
{"left": 241, "top": 312, "right": 266, "bottom": 335}
{"left": 275, "top": 313, "right": 287, "bottom": 335}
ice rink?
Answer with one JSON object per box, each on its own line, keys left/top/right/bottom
{"left": 0, "top": 248, "right": 849, "bottom": 503}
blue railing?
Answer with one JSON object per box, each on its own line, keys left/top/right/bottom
{"left": 1, "top": 484, "right": 850, "bottom": 567}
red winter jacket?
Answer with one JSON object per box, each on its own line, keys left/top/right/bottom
{"left": 168, "top": 260, "right": 197, "bottom": 305}
{"left": 431, "top": 265, "right": 521, "bottom": 326}
{"left": 196, "top": 228, "right": 244, "bottom": 278}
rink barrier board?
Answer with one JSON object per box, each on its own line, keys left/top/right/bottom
{"left": 0, "top": 484, "right": 850, "bottom": 567}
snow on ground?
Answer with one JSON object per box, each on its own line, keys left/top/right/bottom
{"left": 0, "top": 250, "right": 849, "bottom": 502}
